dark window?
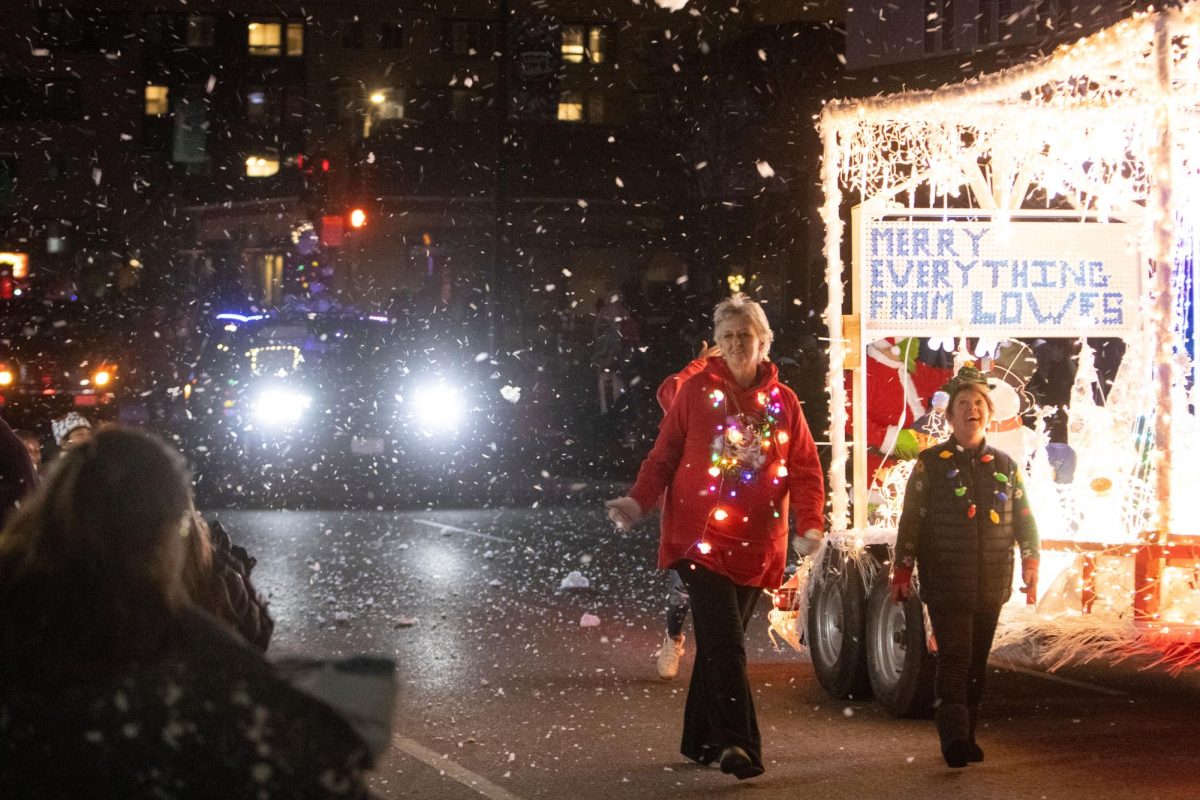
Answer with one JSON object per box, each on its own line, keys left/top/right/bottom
{"left": 380, "top": 22, "right": 404, "bottom": 49}
{"left": 43, "top": 79, "right": 81, "bottom": 120}
{"left": 0, "top": 157, "right": 17, "bottom": 209}
{"left": 340, "top": 17, "right": 364, "bottom": 48}
{"left": 446, "top": 20, "right": 493, "bottom": 57}
{"left": 245, "top": 86, "right": 281, "bottom": 128}
{"left": 451, "top": 89, "right": 486, "bottom": 120}
{"left": 1057, "top": 0, "right": 1072, "bottom": 29}
{"left": 283, "top": 88, "right": 305, "bottom": 129}
{"left": 978, "top": 0, "right": 994, "bottom": 45}
{"left": 37, "top": 8, "right": 125, "bottom": 52}
{"left": 144, "top": 13, "right": 182, "bottom": 47}
{"left": 0, "top": 77, "right": 81, "bottom": 121}
{"left": 924, "top": 0, "right": 954, "bottom": 53}
{"left": 0, "top": 78, "right": 35, "bottom": 120}
{"left": 923, "top": 0, "right": 939, "bottom": 53}
{"left": 186, "top": 15, "right": 215, "bottom": 48}
{"left": 999, "top": 0, "right": 1013, "bottom": 40}
{"left": 46, "top": 155, "right": 68, "bottom": 185}
{"left": 1036, "top": 0, "right": 1071, "bottom": 32}
{"left": 942, "top": 0, "right": 954, "bottom": 50}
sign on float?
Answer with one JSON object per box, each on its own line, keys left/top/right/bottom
{"left": 857, "top": 216, "right": 1140, "bottom": 337}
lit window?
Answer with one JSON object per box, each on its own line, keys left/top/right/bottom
{"left": 557, "top": 91, "right": 604, "bottom": 123}
{"left": 588, "top": 27, "right": 606, "bottom": 64}
{"left": 557, "top": 91, "right": 583, "bottom": 121}
{"left": 245, "top": 155, "right": 280, "bottom": 177}
{"left": 145, "top": 85, "right": 169, "bottom": 116}
{"left": 286, "top": 22, "right": 304, "bottom": 56}
{"left": 247, "top": 21, "right": 281, "bottom": 56}
{"left": 185, "top": 15, "right": 214, "bottom": 48}
{"left": 561, "top": 24, "right": 606, "bottom": 64}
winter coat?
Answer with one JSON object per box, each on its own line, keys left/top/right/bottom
{"left": 0, "top": 609, "right": 371, "bottom": 799}
{"left": 629, "top": 357, "right": 825, "bottom": 589}
{"left": 895, "top": 439, "right": 1040, "bottom": 611}
{"left": 0, "top": 414, "right": 37, "bottom": 528}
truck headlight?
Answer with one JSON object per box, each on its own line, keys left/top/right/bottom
{"left": 410, "top": 381, "right": 465, "bottom": 434}
{"left": 253, "top": 387, "right": 312, "bottom": 427}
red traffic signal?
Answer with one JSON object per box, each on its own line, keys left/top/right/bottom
{"left": 348, "top": 208, "right": 367, "bottom": 229}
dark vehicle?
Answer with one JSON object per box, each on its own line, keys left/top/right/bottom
{"left": 0, "top": 300, "right": 124, "bottom": 427}
{"left": 181, "top": 308, "right": 544, "bottom": 506}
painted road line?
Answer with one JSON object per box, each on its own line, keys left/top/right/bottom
{"left": 391, "top": 735, "right": 527, "bottom": 800}
{"left": 990, "top": 659, "right": 1128, "bottom": 696}
{"left": 412, "top": 518, "right": 510, "bottom": 543}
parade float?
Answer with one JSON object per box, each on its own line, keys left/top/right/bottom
{"left": 769, "top": 4, "right": 1200, "bottom": 715}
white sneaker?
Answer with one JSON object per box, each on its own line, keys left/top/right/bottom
{"left": 655, "top": 634, "right": 685, "bottom": 680}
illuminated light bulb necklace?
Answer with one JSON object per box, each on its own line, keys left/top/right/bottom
{"left": 696, "top": 380, "right": 788, "bottom": 557}
{"left": 941, "top": 443, "right": 1015, "bottom": 523}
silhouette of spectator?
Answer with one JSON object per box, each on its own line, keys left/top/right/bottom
{"left": 13, "top": 429, "right": 41, "bottom": 474}
{"left": 0, "top": 414, "right": 37, "bottom": 527}
{"left": 0, "top": 427, "right": 372, "bottom": 796}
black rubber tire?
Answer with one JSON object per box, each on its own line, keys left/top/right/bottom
{"left": 865, "top": 572, "right": 936, "bottom": 718}
{"left": 807, "top": 550, "right": 872, "bottom": 700}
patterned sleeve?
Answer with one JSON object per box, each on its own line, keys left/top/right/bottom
{"left": 1011, "top": 465, "right": 1040, "bottom": 560}
{"left": 894, "top": 457, "right": 928, "bottom": 570}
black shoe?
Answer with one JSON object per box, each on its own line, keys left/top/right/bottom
{"left": 719, "top": 746, "right": 764, "bottom": 780}
{"left": 965, "top": 742, "right": 984, "bottom": 763}
{"left": 942, "top": 739, "right": 973, "bottom": 768}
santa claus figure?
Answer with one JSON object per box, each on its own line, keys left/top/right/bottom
{"left": 851, "top": 337, "right": 953, "bottom": 483}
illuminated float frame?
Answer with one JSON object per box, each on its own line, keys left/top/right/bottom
{"left": 817, "top": 5, "right": 1200, "bottom": 664}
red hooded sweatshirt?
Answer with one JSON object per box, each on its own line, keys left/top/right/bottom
{"left": 629, "top": 357, "right": 825, "bottom": 588}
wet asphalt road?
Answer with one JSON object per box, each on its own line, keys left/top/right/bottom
{"left": 211, "top": 506, "right": 1200, "bottom": 800}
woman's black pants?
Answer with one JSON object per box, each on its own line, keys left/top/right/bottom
{"left": 675, "top": 561, "right": 763, "bottom": 769}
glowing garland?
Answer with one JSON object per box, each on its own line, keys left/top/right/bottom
{"left": 696, "top": 385, "right": 789, "bottom": 554}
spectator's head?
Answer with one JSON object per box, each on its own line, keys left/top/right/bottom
{"left": 13, "top": 429, "right": 41, "bottom": 472}
{"left": 713, "top": 293, "right": 773, "bottom": 362}
{"left": 0, "top": 427, "right": 194, "bottom": 688}
{"left": 51, "top": 411, "right": 93, "bottom": 450}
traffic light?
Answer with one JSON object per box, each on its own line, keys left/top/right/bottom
{"left": 349, "top": 207, "right": 367, "bottom": 229}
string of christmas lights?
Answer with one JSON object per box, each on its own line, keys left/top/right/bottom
{"left": 814, "top": 3, "right": 1200, "bottom": 665}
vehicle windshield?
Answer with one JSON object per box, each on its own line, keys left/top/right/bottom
{"left": 204, "top": 317, "right": 402, "bottom": 381}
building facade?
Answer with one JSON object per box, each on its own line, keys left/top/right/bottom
{"left": 0, "top": 1, "right": 844, "bottom": 355}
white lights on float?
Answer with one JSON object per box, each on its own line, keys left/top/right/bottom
{"left": 814, "top": 4, "right": 1200, "bottom": 667}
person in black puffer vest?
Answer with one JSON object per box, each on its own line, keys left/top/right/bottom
{"left": 890, "top": 365, "right": 1039, "bottom": 768}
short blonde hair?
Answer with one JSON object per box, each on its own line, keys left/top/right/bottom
{"left": 713, "top": 293, "right": 773, "bottom": 360}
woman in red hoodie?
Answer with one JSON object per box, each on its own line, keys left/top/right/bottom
{"left": 606, "top": 293, "right": 825, "bottom": 780}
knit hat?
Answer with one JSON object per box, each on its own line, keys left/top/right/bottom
{"left": 941, "top": 364, "right": 991, "bottom": 405}
{"left": 52, "top": 411, "right": 92, "bottom": 446}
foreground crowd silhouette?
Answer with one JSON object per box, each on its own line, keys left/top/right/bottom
{"left": 0, "top": 422, "right": 374, "bottom": 797}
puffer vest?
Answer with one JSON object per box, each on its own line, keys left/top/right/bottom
{"left": 915, "top": 442, "right": 1020, "bottom": 611}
